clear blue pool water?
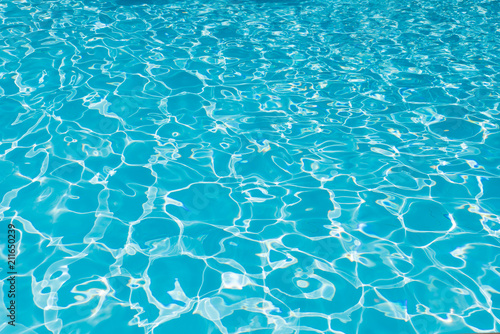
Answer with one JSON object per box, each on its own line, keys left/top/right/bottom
{"left": 1, "top": 0, "right": 500, "bottom": 333}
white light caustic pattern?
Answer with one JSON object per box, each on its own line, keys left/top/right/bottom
{"left": 0, "top": 0, "right": 500, "bottom": 333}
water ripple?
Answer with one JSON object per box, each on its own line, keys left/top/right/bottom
{"left": 1, "top": 0, "right": 500, "bottom": 333}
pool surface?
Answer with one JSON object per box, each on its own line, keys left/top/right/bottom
{"left": 1, "top": 0, "right": 500, "bottom": 333}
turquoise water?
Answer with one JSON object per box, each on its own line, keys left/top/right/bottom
{"left": 1, "top": 0, "right": 500, "bottom": 333}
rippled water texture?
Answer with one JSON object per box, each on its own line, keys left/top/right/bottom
{"left": 1, "top": 0, "right": 500, "bottom": 333}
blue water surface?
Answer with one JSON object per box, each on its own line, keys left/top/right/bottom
{"left": 1, "top": 0, "right": 500, "bottom": 333}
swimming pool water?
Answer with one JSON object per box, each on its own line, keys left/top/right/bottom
{"left": 1, "top": 0, "right": 500, "bottom": 333}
